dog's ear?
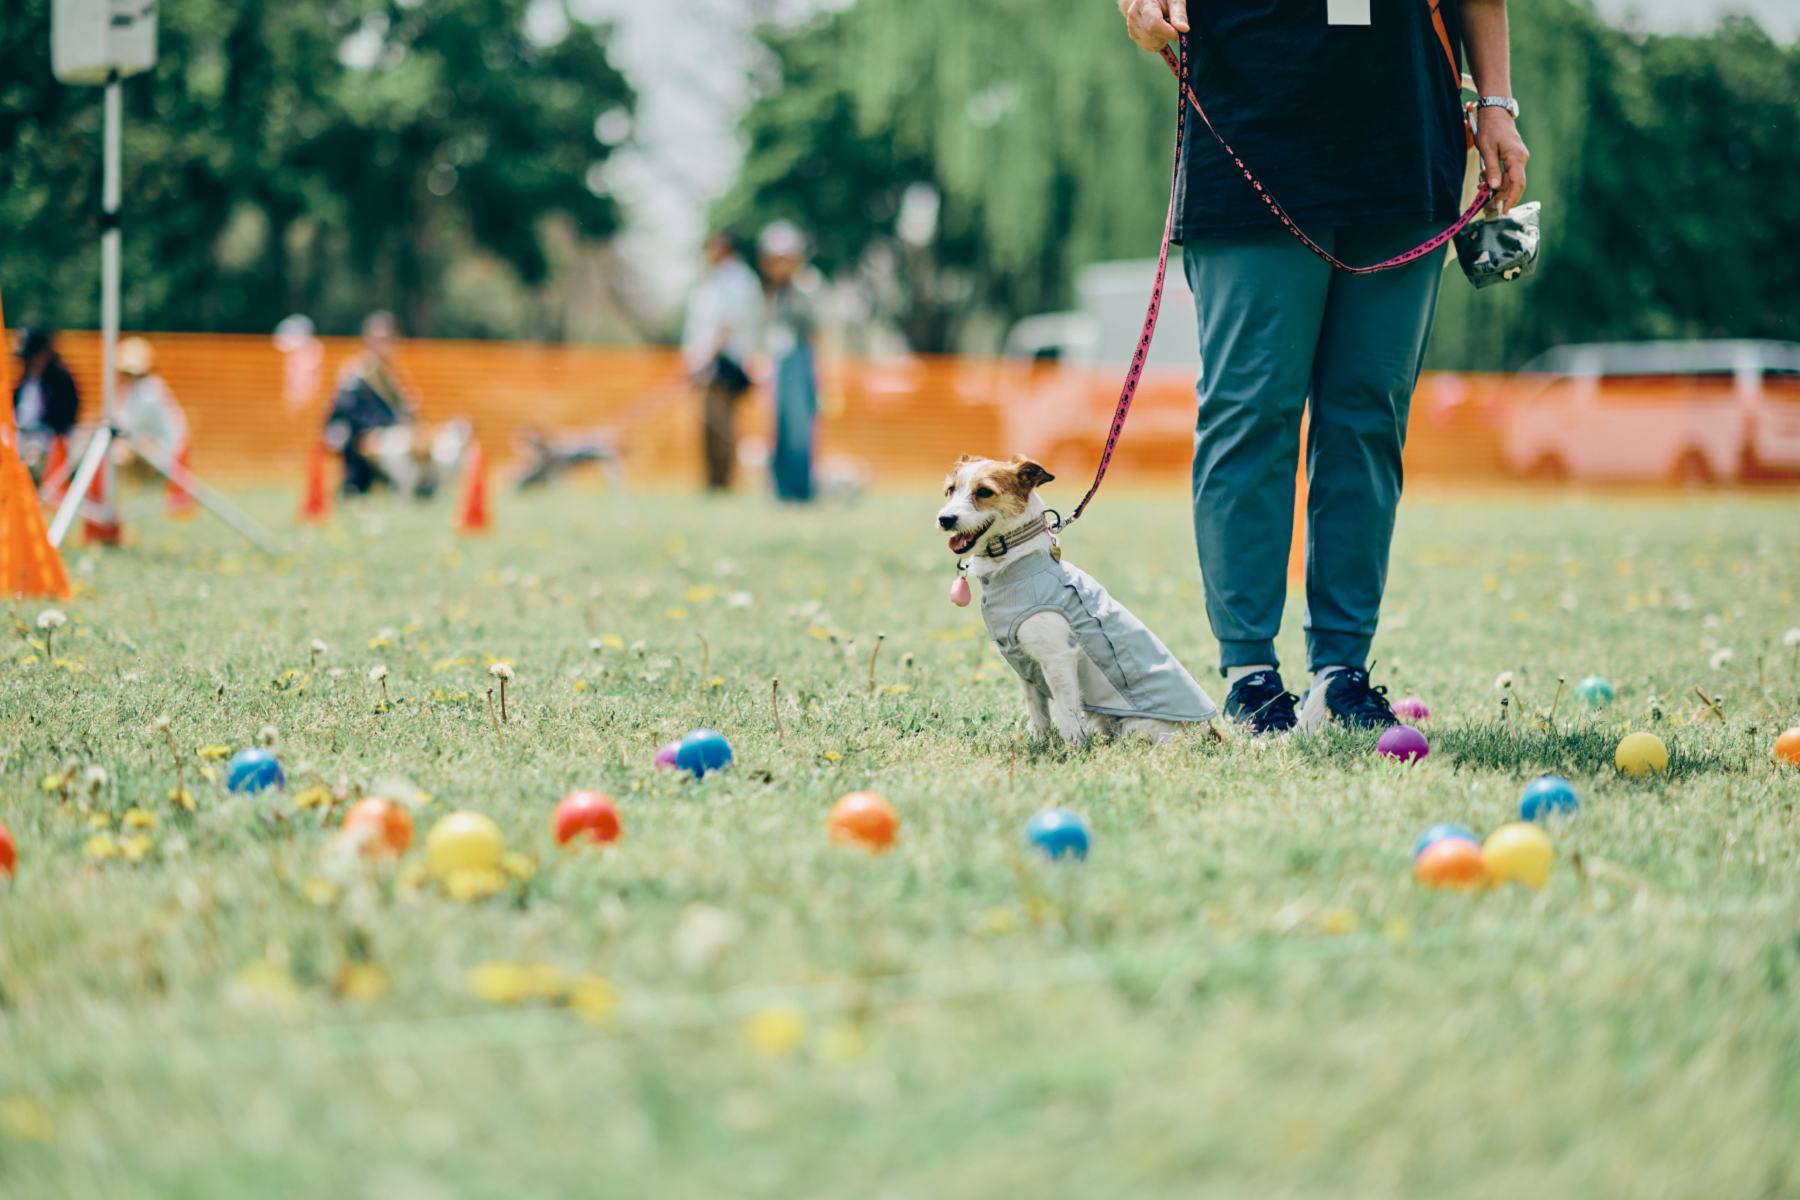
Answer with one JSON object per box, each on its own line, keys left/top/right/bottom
{"left": 956, "top": 453, "right": 981, "bottom": 465}
{"left": 1009, "top": 455, "right": 1055, "bottom": 491}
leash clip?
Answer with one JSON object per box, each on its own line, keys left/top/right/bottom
{"left": 1043, "top": 508, "right": 1064, "bottom": 533}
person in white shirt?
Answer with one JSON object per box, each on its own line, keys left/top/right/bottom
{"left": 115, "top": 338, "right": 189, "bottom": 463}
{"left": 681, "top": 231, "right": 762, "bottom": 490}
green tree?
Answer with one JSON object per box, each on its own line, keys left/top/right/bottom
{"left": 723, "top": 0, "right": 1800, "bottom": 366}
{"left": 0, "top": 0, "right": 633, "bottom": 337}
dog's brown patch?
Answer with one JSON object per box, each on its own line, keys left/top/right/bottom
{"left": 944, "top": 455, "right": 1055, "bottom": 518}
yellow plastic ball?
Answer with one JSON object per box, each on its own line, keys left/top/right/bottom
{"left": 1481, "top": 822, "right": 1555, "bottom": 889}
{"left": 425, "top": 811, "right": 506, "bottom": 878}
{"left": 1615, "top": 732, "right": 1669, "bottom": 777}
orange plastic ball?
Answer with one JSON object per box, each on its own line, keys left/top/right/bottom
{"left": 1414, "top": 837, "right": 1487, "bottom": 890}
{"left": 341, "top": 797, "right": 415, "bottom": 857}
{"left": 1775, "top": 727, "right": 1800, "bottom": 768}
{"left": 826, "top": 792, "right": 900, "bottom": 853}
{"left": 553, "top": 790, "right": 622, "bottom": 847}
{"left": 0, "top": 819, "right": 15, "bottom": 879}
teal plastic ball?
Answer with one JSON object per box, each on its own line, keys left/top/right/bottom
{"left": 227, "top": 748, "right": 285, "bottom": 793}
{"left": 674, "top": 729, "right": 733, "bottom": 777}
{"left": 1574, "top": 676, "right": 1614, "bottom": 708}
{"left": 1520, "top": 774, "right": 1579, "bottom": 821}
{"left": 1025, "top": 808, "right": 1090, "bottom": 861}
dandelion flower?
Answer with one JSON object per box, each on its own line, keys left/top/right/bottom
{"left": 369, "top": 665, "right": 390, "bottom": 682}
{"left": 588, "top": 638, "right": 604, "bottom": 653}
{"left": 1709, "top": 647, "right": 1734, "bottom": 670}
{"left": 489, "top": 662, "right": 514, "bottom": 681}
{"left": 258, "top": 725, "right": 279, "bottom": 747}
{"left": 1494, "top": 671, "right": 1514, "bottom": 690}
{"left": 152, "top": 714, "right": 171, "bottom": 732}
{"left": 84, "top": 766, "right": 108, "bottom": 791}
{"left": 1785, "top": 628, "right": 1800, "bottom": 647}
{"left": 36, "top": 610, "right": 67, "bottom": 631}
{"left": 310, "top": 638, "right": 328, "bottom": 654}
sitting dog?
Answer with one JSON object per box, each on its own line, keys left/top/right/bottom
{"left": 939, "top": 455, "right": 1219, "bottom": 744}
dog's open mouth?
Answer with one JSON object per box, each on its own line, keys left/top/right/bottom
{"left": 947, "top": 517, "right": 995, "bottom": 556}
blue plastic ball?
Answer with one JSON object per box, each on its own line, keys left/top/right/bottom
{"left": 1411, "top": 822, "right": 1479, "bottom": 860}
{"left": 674, "top": 729, "right": 733, "bottom": 778}
{"left": 1574, "top": 676, "right": 1615, "bottom": 709}
{"left": 1025, "top": 808, "right": 1091, "bottom": 861}
{"left": 227, "top": 748, "right": 286, "bottom": 794}
{"left": 1519, "top": 774, "right": 1580, "bottom": 822}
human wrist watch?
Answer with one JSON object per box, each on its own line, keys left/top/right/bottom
{"left": 1477, "top": 96, "right": 1520, "bottom": 120}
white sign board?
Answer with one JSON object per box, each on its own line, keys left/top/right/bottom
{"left": 52, "top": 0, "right": 157, "bottom": 85}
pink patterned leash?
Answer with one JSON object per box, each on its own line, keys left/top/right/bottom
{"left": 1060, "top": 33, "right": 1492, "bottom": 531}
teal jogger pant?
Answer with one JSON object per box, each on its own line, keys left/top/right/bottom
{"left": 1182, "top": 224, "right": 1444, "bottom": 675}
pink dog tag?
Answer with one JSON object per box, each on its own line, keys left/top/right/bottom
{"left": 949, "top": 576, "right": 971, "bottom": 607}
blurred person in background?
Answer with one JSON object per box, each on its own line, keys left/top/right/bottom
{"left": 682, "top": 230, "right": 761, "bottom": 491}
{"left": 10, "top": 324, "right": 80, "bottom": 482}
{"left": 324, "top": 311, "right": 418, "bottom": 496}
{"left": 759, "top": 221, "right": 818, "bottom": 504}
{"left": 1117, "top": 0, "right": 1527, "bottom": 735}
{"left": 114, "top": 337, "right": 189, "bottom": 473}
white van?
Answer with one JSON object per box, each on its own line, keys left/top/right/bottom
{"left": 1503, "top": 340, "right": 1800, "bottom": 483}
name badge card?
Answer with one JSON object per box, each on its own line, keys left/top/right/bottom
{"left": 1327, "top": 0, "right": 1371, "bottom": 23}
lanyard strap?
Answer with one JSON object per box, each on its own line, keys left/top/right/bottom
{"left": 1063, "top": 31, "right": 1491, "bottom": 530}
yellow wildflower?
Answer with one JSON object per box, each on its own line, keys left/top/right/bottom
{"left": 519, "top": 962, "right": 566, "bottom": 1001}
{"left": 336, "top": 962, "right": 389, "bottom": 1002}
{"left": 84, "top": 834, "right": 119, "bottom": 860}
{"left": 39, "top": 774, "right": 63, "bottom": 793}
{"left": 742, "top": 1005, "right": 808, "bottom": 1058}
{"left": 120, "top": 834, "right": 154, "bottom": 863}
{"left": 122, "top": 808, "right": 156, "bottom": 829}
{"left": 567, "top": 974, "right": 619, "bottom": 1027}
{"left": 303, "top": 879, "right": 341, "bottom": 907}
{"left": 197, "top": 745, "right": 231, "bottom": 761}
{"left": 0, "top": 1097, "right": 54, "bottom": 1142}
{"left": 292, "top": 785, "right": 331, "bottom": 810}
{"left": 87, "top": 813, "right": 112, "bottom": 829}
{"left": 169, "top": 788, "right": 196, "bottom": 811}
{"left": 600, "top": 635, "right": 624, "bottom": 649}
{"left": 1320, "top": 908, "right": 1359, "bottom": 935}
{"left": 467, "top": 961, "right": 529, "bottom": 1004}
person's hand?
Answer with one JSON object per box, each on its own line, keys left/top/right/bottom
{"left": 1118, "top": 0, "right": 1187, "bottom": 53}
{"left": 1474, "top": 109, "right": 1529, "bottom": 214}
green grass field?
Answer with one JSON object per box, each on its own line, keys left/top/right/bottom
{"left": 1, "top": 487, "right": 1798, "bottom": 1199}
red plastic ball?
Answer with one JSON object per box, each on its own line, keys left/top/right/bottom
{"left": 554, "top": 790, "right": 622, "bottom": 847}
{"left": 1775, "top": 727, "right": 1800, "bottom": 768}
{"left": 0, "top": 819, "right": 15, "bottom": 879}
{"left": 341, "top": 796, "right": 414, "bottom": 856}
{"left": 1414, "top": 837, "right": 1487, "bottom": 890}
{"left": 827, "top": 792, "right": 900, "bottom": 853}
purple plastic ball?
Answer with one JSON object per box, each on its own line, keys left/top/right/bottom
{"left": 653, "top": 741, "right": 681, "bottom": 769}
{"left": 1392, "top": 696, "right": 1431, "bottom": 723}
{"left": 1376, "top": 724, "right": 1430, "bottom": 764}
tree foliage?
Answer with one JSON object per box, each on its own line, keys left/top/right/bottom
{"left": 722, "top": 0, "right": 1800, "bottom": 366}
{"left": 0, "top": 0, "right": 632, "bottom": 336}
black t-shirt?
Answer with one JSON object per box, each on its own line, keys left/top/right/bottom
{"left": 1172, "top": 0, "right": 1467, "bottom": 241}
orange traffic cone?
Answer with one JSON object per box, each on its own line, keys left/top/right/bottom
{"left": 454, "top": 441, "right": 491, "bottom": 535}
{"left": 42, "top": 435, "right": 69, "bottom": 504}
{"left": 164, "top": 444, "right": 198, "bottom": 519}
{"left": 0, "top": 290, "right": 73, "bottom": 600}
{"left": 298, "top": 441, "right": 332, "bottom": 524}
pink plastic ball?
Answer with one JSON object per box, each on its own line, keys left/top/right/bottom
{"left": 1392, "top": 696, "right": 1431, "bottom": 722}
{"left": 654, "top": 741, "right": 681, "bottom": 769}
{"left": 1376, "top": 724, "right": 1430, "bottom": 764}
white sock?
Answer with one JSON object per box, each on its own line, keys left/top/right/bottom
{"left": 1309, "top": 664, "right": 1349, "bottom": 695}
{"left": 1225, "top": 664, "right": 1276, "bottom": 688}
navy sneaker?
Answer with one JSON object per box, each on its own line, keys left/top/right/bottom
{"left": 1298, "top": 667, "right": 1398, "bottom": 733}
{"left": 1223, "top": 669, "right": 1299, "bottom": 735}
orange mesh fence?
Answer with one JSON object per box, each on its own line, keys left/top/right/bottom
{"left": 13, "top": 330, "right": 1512, "bottom": 489}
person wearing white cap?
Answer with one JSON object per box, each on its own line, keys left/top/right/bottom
{"left": 758, "top": 221, "right": 818, "bottom": 503}
{"left": 115, "top": 337, "right": 189, "bottom": 463}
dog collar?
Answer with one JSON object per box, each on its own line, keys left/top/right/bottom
{"left": 976, "top": 512, "right": 1058, "bottom": 561}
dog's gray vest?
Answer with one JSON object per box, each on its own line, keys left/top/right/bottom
{"left": 979, "top": 551, "right": 1218, "bottom": 724}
